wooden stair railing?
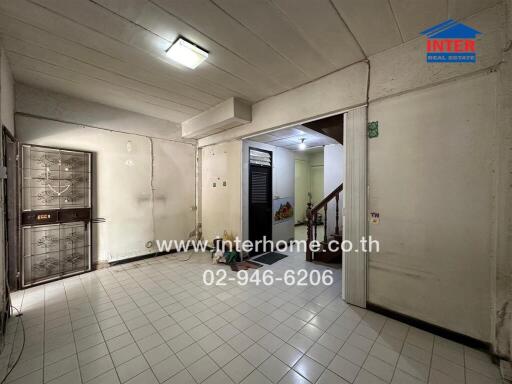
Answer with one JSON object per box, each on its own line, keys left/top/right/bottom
{"left": 306, "top": 183, "right": 343, "bottom": 262}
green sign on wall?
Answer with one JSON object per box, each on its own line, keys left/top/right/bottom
{"left": 368, "top": 121, "right": 379, "bottom": 138}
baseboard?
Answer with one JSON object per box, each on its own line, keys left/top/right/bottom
{"left": 105, "top": 244, "right": 213, "bottom": 266}
{"left": 107, "top": 248, "right": 188, "bottom": 266}
{"left": 367, "top": 302, "right": 490, "bottom": 352}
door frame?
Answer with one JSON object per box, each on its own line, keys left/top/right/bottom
{"left": 2, "top": 126, "right": 19, "bottom": 292}
{"left": 248, "top": 147, "right": 273, "bottom": 253}
{"left": 239, "top": 106, "right": 368, "bottom": 308}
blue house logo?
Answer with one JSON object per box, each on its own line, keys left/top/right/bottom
{"left": 420, "top": 20, "right": 482, "bottom": 63}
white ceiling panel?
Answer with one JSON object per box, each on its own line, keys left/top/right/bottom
{"left": 272, "top": 0, "right": 364, "bottom": 68}
{"left": 0, "top": 0, "right": 499, "bottom": 124}
{"left": 248, "top": 133, "right": 278, "bottom": 143}
{"left": 14, "top": 67, "right": 190, "bottom": 122}
{"left": 26, "top": 0, "right": 265, "bottom": 100}
{"left": 152, "top": 0, "right": 310, "bottom": 88}
{"left": 0, "top": 14, "right": 221, "bottom": 107}
{"left": 10, "top": 53, "right": 192, "bottom": 119}
{"left": 98, "top": 0, "right": 284, "bottom": 96}
{"left": 267, "top": 127, "right": 306, "bottom": 138}
{"left": 211, "top": 0, "right": 337, "bottom": 78}
{"left": 269, "top": 138, "right": 300, "bottom": 147}
{"left": 448, "top": 0, "right": 499, "bottom": 20}
{"left": 93, "top": 0, "right": 149, "bottom": 21}
{"left": 0, "top": 1, "right": 239, "bottom": 101}
{"left": 248, "top": 125, "right": 337, "bottom": 151}
{"left": 390, "top": 0, "right": 448, "bottom": 41}
{"left": 3, "top": 36, "right": 205, "bottom": 114}
{"left": 331, "top": 0, "right": 403, "bottom": 55}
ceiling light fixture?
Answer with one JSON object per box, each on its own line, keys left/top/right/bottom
{"left": 298, "top": 138, "right": 306, "bottom": 150}
{"left": 166, "top": 37, "right": 208, "bottom": 69}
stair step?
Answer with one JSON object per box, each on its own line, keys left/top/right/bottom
{"left": 316, "top": 239, "right": 342, "bottom": 264}
{"left": 314, "top": 249, "right": 342, "bottom": 264}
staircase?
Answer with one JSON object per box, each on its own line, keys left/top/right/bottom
{"left": 306, "top": 183, "right": 343, "bottom": 263}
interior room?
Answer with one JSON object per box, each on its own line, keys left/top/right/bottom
{"left": 0, "top": 1, "right": 510, "bottom": 384}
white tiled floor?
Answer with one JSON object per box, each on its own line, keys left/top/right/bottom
{"left": 0, "top": 250, "right": 502, "bottom": 384}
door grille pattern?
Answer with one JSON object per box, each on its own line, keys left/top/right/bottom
{"left": 21, "top": 145, "right": 92, "bottom": 287}
{"left": 22, "top": 223, "right": 90, "bottom": 286}
{"left": 22, "top": 146, "right": 90, "bottom": 211}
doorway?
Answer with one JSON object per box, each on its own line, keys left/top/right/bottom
{"left": 239, "top": 107, "right": 367, "bottom": 308}
{"left": 248, "top": 148, "right": 272, "bottom": 255}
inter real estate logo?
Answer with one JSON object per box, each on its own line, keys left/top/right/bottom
{"left": 420, "top": 20, "right": 482, "bottom": 63}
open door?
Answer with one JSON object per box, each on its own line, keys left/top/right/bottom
{"left": 248, "top": 148, "right": 272, "bottom": 255}
{"left": 343, "top": 107, "right": 368, "bottom": 308}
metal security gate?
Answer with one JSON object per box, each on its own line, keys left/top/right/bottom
{"left": 20, "top": 145, "right": 92, "bottom": 287}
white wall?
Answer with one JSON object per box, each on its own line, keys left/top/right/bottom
{"left": 272, "top": 146, "right": 295, "bottom": 242}
{"left": 294, "top": 154, "right": 310, "bottom": 224}
{"left": 309, "top": 151, "right": 324, "bottom": 167}
{"left": 362, "top": 3, "right": 507, "bottom": 345}
{"left": 494, "top": 20, "right": 512, "bottom": 357}
{"left": 309, "top": 151, "right": 324, "bottom": 209}
{"left": 294, "top": 149, "right": 325, "bottom": 225}
{"left": 200, "top": 140, "right": 242, "bottom": 243}
{"left": 369, "top": 72, "right": 497, "bottom": 342}
{"left": 1, "top": 50, "right": 14, "bottom": 134}
{"left": 16, "top": 86, "right": 196, "bottom": 264}
{"left": 324, "top": 144, "right": 345, "bottom": 237}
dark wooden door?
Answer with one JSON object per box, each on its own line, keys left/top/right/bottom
{"left": 249, "top": 164, "right": 272, "bottom": 255}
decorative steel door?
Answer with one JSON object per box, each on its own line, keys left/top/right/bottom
{"left": 21, "top": 145, "right": 92, "bottom": 287}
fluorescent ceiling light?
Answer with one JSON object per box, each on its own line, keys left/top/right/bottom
{"left": 166, "top": 37, "right": 208, "bottom": 69}
{"left": 298, "top": 138, "right": 306, "bottom": 150}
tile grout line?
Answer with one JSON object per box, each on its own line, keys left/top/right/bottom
{"left": 91, "top": 270, "right": 154, "bottom": 384}
{"left": 97, "top": 263, "right": 204, "bottom": 384}
{"left": 71, "top": 277, "right": 101, "bottom": 384}
{"left": 12, "top": 252, "right": 501, "bottom": 384}
{"left": 114, "top": 263, "right": 207, "bottom": 384}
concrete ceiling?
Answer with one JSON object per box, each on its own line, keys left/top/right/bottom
{"left": 248, "top": 125, "right": 338, "bottom": 151}
{"left": 0, "top": 0, "right": 498, "bottom": 123}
